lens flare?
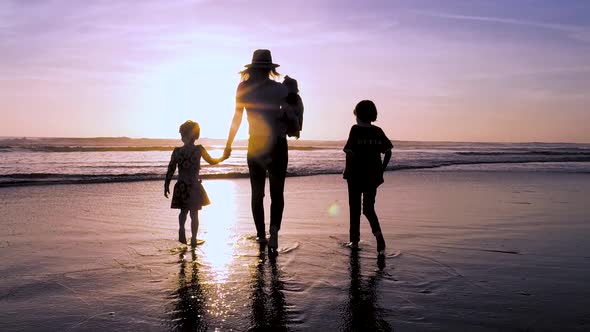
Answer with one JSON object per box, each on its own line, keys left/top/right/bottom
{"left": 328, "top": 201, "right": 340, "bottom": 217}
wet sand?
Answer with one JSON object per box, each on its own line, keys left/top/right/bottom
{"left": 1, "top": 170, "right": 590, "bottom": 331}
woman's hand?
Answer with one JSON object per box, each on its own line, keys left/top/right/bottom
{"left": 223, "top": 146, "right": 232, "bottom": 160}
{"left": 164, "top": 186, "right": 170, "bottom": 198}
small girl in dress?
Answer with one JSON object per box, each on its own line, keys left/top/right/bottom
{"left": 165, "top": 120, "right": 229, "bottom": 248}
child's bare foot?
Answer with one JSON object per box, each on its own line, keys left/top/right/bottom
{"left": 179, "top": 229, "right": 187, "bottom": 244}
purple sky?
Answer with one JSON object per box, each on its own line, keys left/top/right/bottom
{"left": 1, "top": 0, "right": 589, "bottom": 142}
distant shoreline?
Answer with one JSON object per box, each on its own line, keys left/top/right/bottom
{"left": 0, "top": 145, "right": 335, "bottom": 152}
{"left": 1, "top": 136, "right": 589, "bottom": 146}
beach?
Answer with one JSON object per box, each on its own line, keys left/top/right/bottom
{"left": 1, "top": 169, "right": 590, "bottom": 331}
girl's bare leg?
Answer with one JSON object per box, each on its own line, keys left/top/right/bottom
{"left": 178, "top": 209, "right": 188, "bottom": 244}
{"left": 189, "top": 209, "right": 199, "bottom": 248}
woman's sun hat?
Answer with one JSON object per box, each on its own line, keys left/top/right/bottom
{"left": 245, "top": 49, "right": 280, "bottom": 68}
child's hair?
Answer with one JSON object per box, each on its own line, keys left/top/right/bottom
{"left": 354, "top": 100, "right": 378, "bottom": 122}
{"left": 179, "top": 120, "right": 200, "bottom": 140}
{"left": 283, "top": 75, "right": 299, "bottom": 93}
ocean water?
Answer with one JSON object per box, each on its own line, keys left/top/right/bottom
{"left": 1, "top": 137, "right": 590, "bottom": 186}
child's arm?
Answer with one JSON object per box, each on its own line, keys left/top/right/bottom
{"left": 343, "top": 127, "right": 356, "bottom": 179}
{"left": 380, "top": 128, "right": 394, "bottom": 171}
{"left": 382, "top": 149, "right": 392, "bottom": 171}
{"left": 164, "top": 149, "right": 177, "bottom": 198}
{"left": 201, "top": 147, "right": 228, "bottom": 165}
{"left": 343, "top": 126, "right": 356, "bottom": 156}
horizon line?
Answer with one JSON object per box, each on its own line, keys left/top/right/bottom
{"left": 1, "top": 136, "right": 589, "bottom": 145}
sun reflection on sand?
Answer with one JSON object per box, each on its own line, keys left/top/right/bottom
{"left": 171, "top": 180, "right": 241, "bottom": 324}
{"left": 198, "top": 180, "right": 238, "bottom": 283}
{"left": 166, "top": 178, "right": 244, "bottom": 327}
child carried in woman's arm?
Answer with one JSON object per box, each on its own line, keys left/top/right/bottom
{"left": 282, "top": 75, "right": 304, "bottom": 139}
{"left": 165, "top": 120, "right": 230, "bottom": 248}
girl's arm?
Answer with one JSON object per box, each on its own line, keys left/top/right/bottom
{"left": 164, "top": 149, "right": 177, "bottom": 197}
{"left": 201, "top": 147, "right": 227, "bottom": 165}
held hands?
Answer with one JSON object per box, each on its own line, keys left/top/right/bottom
{"left": 222, "top": 146, "right": 232, "bottom": 161}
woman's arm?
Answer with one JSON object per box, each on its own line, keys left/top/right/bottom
{"left": 225, "top": 107, "right": 243, "bottom": 151}
{"left": 225, "top": 84, "right": 245, "bottom": 154}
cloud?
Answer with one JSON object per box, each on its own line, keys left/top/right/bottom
{"left": 462, "top": 66, "right": 590, "bottom": 81}
{"left": 0, "top": 0, "right": 400, "bottom": 85}
{"left": 413, "top": 10, "right": 590, "bottom": 44}
{"left": 0, "top": 1, "right": 231, "bottom": 84}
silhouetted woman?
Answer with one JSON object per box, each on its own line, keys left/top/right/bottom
{"left": 224, "top": 49, "right": 289, "bottom": 254}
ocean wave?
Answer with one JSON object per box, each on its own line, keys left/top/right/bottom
{"left": 0, "top": 172, "right": 252, "bottom": 187}
{"left": 2, "top": 158, "right": 590, "bottom": 187}
{"left": 456, "top": 150, "right": 590, "bottom": 156}
{"left": 2, "top": 140, "right": 590, "bottom": 187}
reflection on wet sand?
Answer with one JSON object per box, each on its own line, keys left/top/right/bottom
{"left": 249, "top": 244, "right": 288, "bottom": 331}
{"left": 167, "top": 179, "right": 239, "bottom": 330}
{"left": 168, "top": 242, "right": 291, "bottom": 330}
{"left": 341, "top": 251, "right": 392, "bottom": 331}
{"left": 169, "top": 248, "right": 208, "bottom": 331}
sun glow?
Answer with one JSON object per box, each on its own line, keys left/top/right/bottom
{"left": 131, "top": 53, "right": 247, "bottom": 139}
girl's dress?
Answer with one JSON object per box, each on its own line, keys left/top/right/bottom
{"left": 166, "top": 144, "right": 210, "bottom": 210}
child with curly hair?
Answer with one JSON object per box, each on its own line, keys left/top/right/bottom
{"left": 165, "top": 120, "right": 229, "bottom": 248}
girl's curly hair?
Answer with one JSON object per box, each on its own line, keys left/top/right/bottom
{"left": 179, "top": 120, "right": 200, "bottom": 140}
